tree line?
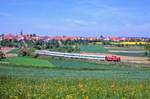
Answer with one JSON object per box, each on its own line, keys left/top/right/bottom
{"left": 0, "top": 39, "right": 92, "bottom": 58}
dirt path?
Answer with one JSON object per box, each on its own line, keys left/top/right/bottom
{"left": 0, "top": 47, "right": 18, "bottom": 57}
{"left": 121, "top": 56, "right": 150, "bottom": 64}
{"left": 0, "top": 47, "right": 15, "bottom": 53}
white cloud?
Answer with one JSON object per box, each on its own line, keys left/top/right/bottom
{"left": 71, "top": 1, "right": 136, "bottom": 25}
{"left": 64, "top": 18, "right": 97, "bottom": 26}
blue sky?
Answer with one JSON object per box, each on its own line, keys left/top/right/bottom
{"left": 0, "top": 0, "right": 150, "bottom": 37}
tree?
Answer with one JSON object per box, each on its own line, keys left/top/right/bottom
{"left": 18, "top": 46, "right": 36, "bottom": 57}
{"left": 0, "top": 51, "right": 5, "bottom": 61}
{"left": 145, "top": 44, "right": 150, "bottom": 60}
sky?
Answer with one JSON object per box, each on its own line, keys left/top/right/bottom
{"left": 0, "top": 0, "right": 150, "bottom": 37}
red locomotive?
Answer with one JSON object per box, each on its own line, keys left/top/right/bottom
{"left": 105, "top": 56, "right": 121, "bottom": 62}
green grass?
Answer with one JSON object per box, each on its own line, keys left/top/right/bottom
{"left": 0, "top": 76, "right": 150, "bottom": 99}
{"left": 112, "top": 52, "right": 145, "bottom": 57}
{"left": 0, "top": 63, "right": 150, "bottom": 79}
{"left": 3, "top": 57, "right": 54, "bottom": 68}
{"left": 1, "top": 57, "right": 150, "bottom": 80}
{"left": 2, "top": 56, "right": 124, "bottom": 70}
{"left": 1, "top": 55, "right": 129, "bottom": 70}
{"left": 50, "top": 58, "right": 110, "bottom": 69}
{"left": 107, "top": 47, "right": 145, "bottom": 57}
{"left": 49, "top": 58, "right": 130, "bottom": 70}
{"left": 0, "top": 56, "right": 150, "bottom": 98}
{"left": 104, "top": 46, "right": 146, "bottom": 57}
{"left": 106, "top": 46, "right": 145, "bottom": 51}
{"left": 80, "top": 45, "right": 109, "bottom": 53}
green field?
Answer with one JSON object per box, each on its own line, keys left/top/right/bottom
{"left": 105, "top": 46, "right": 146, "bottom": 57}
{"left": 112, "top": 52, "right": 145, "bottom": 57}
{"left": 106, "top": 46, "right": 145, "bottom": 51}
{"left": 79, "top": 45, "right": 146, "bottom": 57}
{"left": 0, "top": 64, "right": 150, "bottom": 79}
{"left": 0, "top": 57, "right": 150, "bottom": 98}
{"left": 0, "top": 57, "right": 150, "bottom": 80}
{"left": 0, "top": 76, "right": 150, "bottom": 99}
{"left": 3, "top": 57, "right": 54, "bottom": 68}
{"left": 80, "top": 45, "right": 109, "bottom": 53}
{"left": 0, "top": 45, "right": 150, "bottom": 98}
{"left": 49, "top": 58, "right": 125, "bottom": 70}
{"left": 2, "top": 56, "right": 145, "bottom": 71}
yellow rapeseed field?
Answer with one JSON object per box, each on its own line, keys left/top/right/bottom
{"left": 111, "top": 42, "right": 148, "bottom": 45}
{"left": 120, "top": 42, "right": 147, "bottom": 45}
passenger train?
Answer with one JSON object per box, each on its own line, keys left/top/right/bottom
{"left": 35, "top": 50, "right": 121, "bottom": 62}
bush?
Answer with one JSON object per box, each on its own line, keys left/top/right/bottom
{"left": 18, "top": 47, "right": 37, "bottom": 58}
{"left": 0, "top": 51, "right": 5, "bottom": 61}
{"left": 145, "top": 44, "right": 150, "bottom": 61}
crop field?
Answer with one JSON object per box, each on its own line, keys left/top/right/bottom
{"left": 106, "top": 46, "right": 145, "bottom": 51}
{"left": 0, "top": 57, "right": 150, "bottom": 98}
{"left": 111, "top": 52, "right": 145, "bottom": 57}
{"left": 2, "top": 57, "right": 54, "bottom": 68}
{"left": 0, "top": 45, "right": 150, "bottom": 98}
{"left": 80, "top": 45, "right": 109, "bottom": 53}
{"left": 110, "top": 42, "right": 148, "bottom": 45}
{"left": 79, "top": 45, "right": 146, "bottom": 57}
{"left": 2, "top": 56, "right": 147, "bottom": 71}
{"left": 49, "top": 58, "right": 125, "bottom": 70}
{"left": 0, "top": 63, "right": 150, "bottom": 79}
{"left": 105, "top": 46, "right": 146, "bottom": 57}
{"left": 0, "top": 76, "right": 150, "bottom": 99}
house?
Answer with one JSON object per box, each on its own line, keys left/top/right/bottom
{"left": 3, "top": 33, "right": 16, "bottom": 40}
